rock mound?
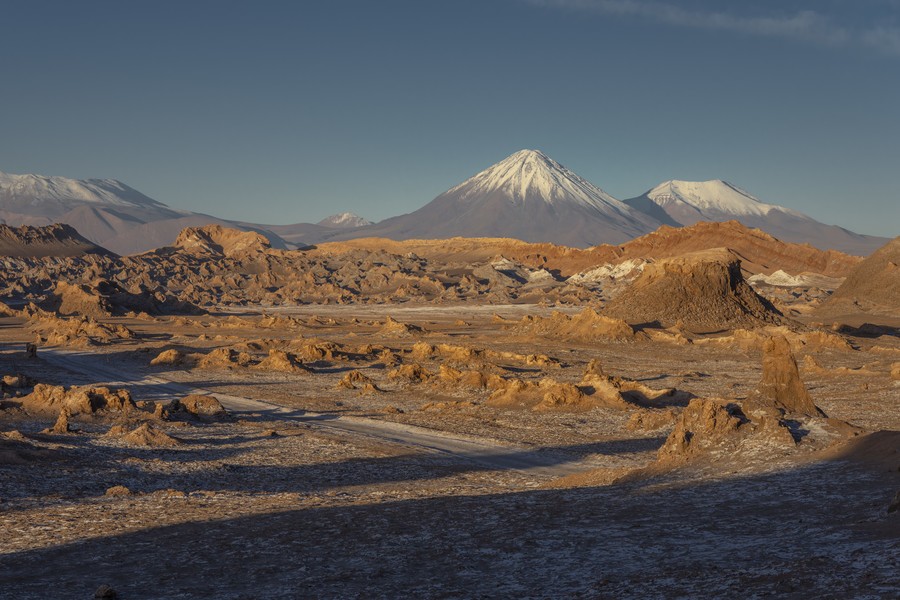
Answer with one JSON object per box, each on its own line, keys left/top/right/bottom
{"left": 173, "top": 224, "right": 271, "bottom": 257}
{"left": 150, "top": 348, "right": 184, "bottom": 366}
{"left": 656, "top": 398, "right": 798, "bottom": 465}
{"left": 197, "top": 347, "right": 253, "bottom": 369}
{"left": 379, "top": 316, "right": 425, "bottom": 337}
{"left": 746, "top": 335, "right": 825, "bottom": 417}
{"left": 487, "top": 378, "right": 592, "bottom": 412}
{"left": 657, "top": 399, "right": 744, "bottom": 462}
{"left": 43, "top": 408, "right": 74, "bottom": 434}
{"left": 28, "top": 313, "right": 134, "bottom": 347}
{"left": 255, "top": 349, "right": 305, "bottom": 372}
{"left": 21, "top": 384, "right": 135, "bottom": 417}
{"left": 387, "top": 363, "right": 433, "bottom": 383}
{"left": 487, "top": 367, "right": 682, "bottom": 413}
{"left": 516, "top": 308, "right": 637, "bottom": 342}
{"left": 338, "top": 370, "right": 375, "bottom": 389}
{"left": 168, "top": 394, "right": 230, "bottom": 421}
{"left": 410, "top": 341, "right": 555, "bottom": 369}
{"left": 107, "top": 422, "right": 180, "bottom": 447}
{"left": 42, "top": 281, "right": 113, "bottom": 319}
{"left": 603, "top": 249, "right": 785, "bottom": 331}
{"left": 434, "top": 365, "right": 504, "bottom": 390}
{"left": 655, "top": 339, "right": 841, "bottom": 467}
{"left": 695, "top": 325, "right": 853, "bottom": 353}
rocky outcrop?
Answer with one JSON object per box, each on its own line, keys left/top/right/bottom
{"left": 746, "top": 335, "right": 825, "bottom": 417}
{"left": 106, "top": 422, "right": 180, "bottom": 447}
{"left": 167, "top": 394, "right": 230, "bottom": 421}
{"left": 515, "top": 308, "right": 638, "bottom": 342}
{"left": 42, "top": 281, "right": 113, "bottom": 319}
{"left": 27, "top": 314, "right": 134, "bottom": 347}
{"left": 255, "top": 349, "right": 305, "bottom": 372}
{"left": 20, "top": 385, "right": 135, "bottom": 417}
{"left": 150, "top": 349, "right": 184, "bottom": 366}
{"left": 173, "top": 224, "right": 271, "bottom": 257}
{"left": 603, "top": 249, "right": 785, "bottom": 331}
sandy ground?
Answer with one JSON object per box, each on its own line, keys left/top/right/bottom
{"left": 0, "top": 306, "right": 898, "bottom": 598}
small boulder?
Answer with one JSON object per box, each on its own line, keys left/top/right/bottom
{"left": 44, "top": 408, "right": 74, "bottom": 434}
{"left": 338, "top": 370, "right": 374, "bottom": 389}
{"left": 169, "top": 394, "right": 230, "bottom": 421}
{"left": 105, "top": 485, "right": 132, "bottom": 497}
{"left": 150, "top": 348, "right": 184, "bottom": 366}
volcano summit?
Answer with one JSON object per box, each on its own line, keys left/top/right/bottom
{"left": 333, "top": 150, "right": 663, "bottom": 247}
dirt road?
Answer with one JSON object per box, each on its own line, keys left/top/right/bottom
{"left": 41, "top": 349, "right": 605, "bottom": 477}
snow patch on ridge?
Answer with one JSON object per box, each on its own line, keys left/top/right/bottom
{"left": 567, "top": 259, "right": 648, "bottom": 284}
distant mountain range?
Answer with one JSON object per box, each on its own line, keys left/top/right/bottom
{"left": 0, "top": 170, "right": 368, "bottom": 255}
{"left": 623, "top": 180, "right": 883, "bottom": 257}
{"left": 0, "top": 152, "right": 889, "bottom": 255}
{"left": 328, "top": 149, "right": 660, "bottom": 248}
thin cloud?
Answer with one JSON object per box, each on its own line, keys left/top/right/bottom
{"left": 861, "top": 25, "right": 900, "bottom": 56}
{"left": 527, "top": 0, "right": 897, "bottom": 56}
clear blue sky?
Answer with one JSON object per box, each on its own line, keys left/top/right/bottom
{"left": 1, "top": 0, "right": 898, "bottom": 236}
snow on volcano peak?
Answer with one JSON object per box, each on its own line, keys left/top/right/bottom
{"left": 646, "top": 179, "right": 802, "bottom": 218}
{"left": 325, "top": 149, "right": 663, "bottom": 248}
{"left": 446, "top": 149, "right": 631, "bottom": 215}
{"left": 625, "top": 179, "right": 887, "bottom": 255}
{"left": 317, "top": 212, "right": 373, "bottom": 228}
{"left": 0, "top": 170, "right": 168, "bottom": 210}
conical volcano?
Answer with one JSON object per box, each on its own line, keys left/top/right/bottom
{"left": 332, "top": 150, "right": 663, "bottom": 247}
{"left": 624, "top": 179, "right": 888, "bottom": 255}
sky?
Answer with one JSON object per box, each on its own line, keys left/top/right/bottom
{"left": 0, "top": 0, "right": 898, "bottom": 236}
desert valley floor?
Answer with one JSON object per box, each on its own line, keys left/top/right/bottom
{"left": 0, "top": 223, "right": 898, "bottom": 598}
{"left": 1, "top": 302, "right": 898, "bottom": 598}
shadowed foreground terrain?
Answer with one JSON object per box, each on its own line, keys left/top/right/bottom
{"left": 1, "top": 441, "right": 897, "bottom": 598}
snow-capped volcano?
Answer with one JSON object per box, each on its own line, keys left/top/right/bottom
{"left": 0, "top": 170, "right": 172, "bottom": 215}
{"left": 641, "top": 179, "right": 803, "bottom": 223}
{"left": 328, "top": 149, "right": 662, "bottom": 247}
{"left": 0, "top": 170, "right": 293, "bottom": 255}
{"left": 317, "top": 212, "right": 373, "bottom": 228}
{"left": 625, "top": 179, "right": 887, "bottom": 255}
{"left": 449, "top": 149, "right": 626, "bottom": 211}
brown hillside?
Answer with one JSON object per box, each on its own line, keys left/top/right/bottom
{"left": 816, "top": 236, "right": 900, "bottom": 316}
{"left": 0, "top": 223, "right": 113, "bottom": 258}
{"left": 314, "top": 221, "right": 860, "bottom": 278}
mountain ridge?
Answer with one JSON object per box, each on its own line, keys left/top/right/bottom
{"left": 624, "top": 179, "right": 887, "bottom": 255}
{"left": 1, "top": 157, "right": 889, "bottom": 255}
{"left": 325, "top": 149, "right": 663, "bottom": 248}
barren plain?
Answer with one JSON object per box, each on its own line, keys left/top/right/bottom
{"left": 0, "top": 223, "right": 898, "bottom": 599}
